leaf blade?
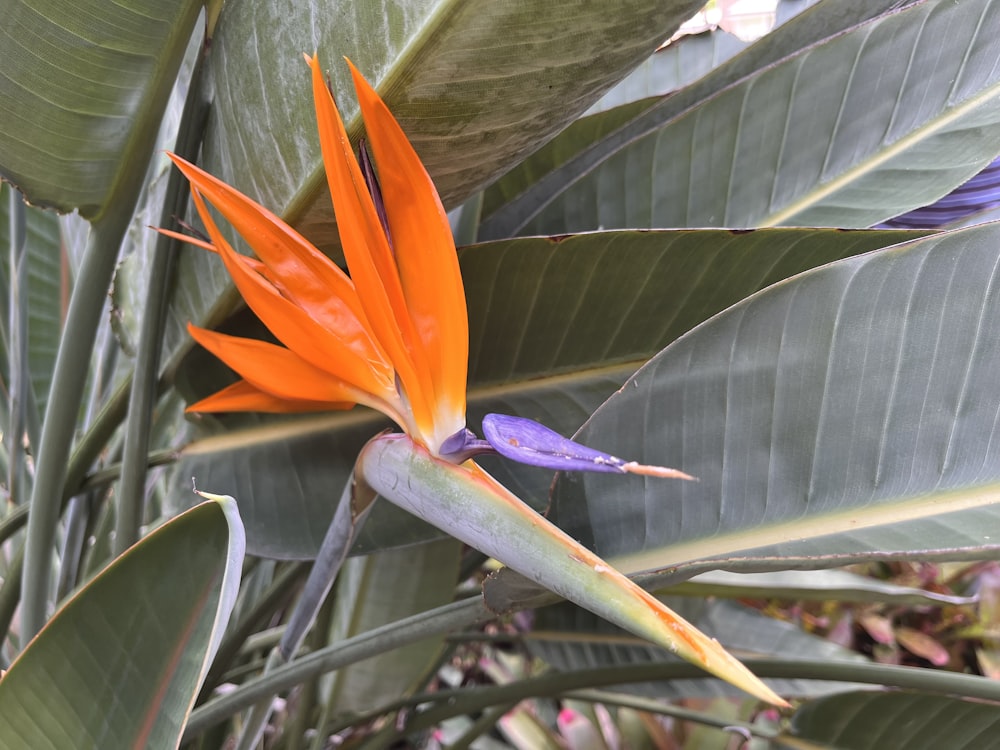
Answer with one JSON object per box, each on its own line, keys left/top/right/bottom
{"left": 0, "top": 498, "right": 245, "bottom": 748}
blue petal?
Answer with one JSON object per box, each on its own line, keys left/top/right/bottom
{"left": 481, "top": 413, "right": 694, "bottom": 480}
{"left": 438, "top": 427, "right": 493, "bottom": 463}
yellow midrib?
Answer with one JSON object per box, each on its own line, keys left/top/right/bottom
{"left": 615, "top": 481, "right": 1000, "bottom": 575}
{"left": 761, "top": 80, "right": 1000, "bottom": 227}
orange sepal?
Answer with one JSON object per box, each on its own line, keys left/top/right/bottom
{"left": 307, "top": 53, "right": 439, "bottom": 446}
{"left": 167, "top": 153, "right": 383, "bottom": 358}
{"left": 188, "top": 324, "right": 375, "bottom": 406}
{"left": 187, "top": 186, "right": 395, "bottom": 400}
{"left": 187, "top": 379, "right": 354, "bottom": 414}
{"left": 348, "top": 60, "right": 468, "bottom": 438}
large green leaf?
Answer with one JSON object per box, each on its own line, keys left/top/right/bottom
{"left": 201, "top": 0, "right": 704, "bottom": 254}
{"left": 785, "top": 691, "right": 1000, "bottom": 749}
{"left": 551, "top": 222, "right": 1000, "bottom": 581}
{"left": 480, "top": 0, "right": 1000, "bottom": 237}
{"left": 171, "top": 228, "right": 926, "bottom": 558}
{"left": 0, "top": 0, "right": 203, "bottom": 217}
{"left": 0, "top": 497, "right": 245, "bottom": 749}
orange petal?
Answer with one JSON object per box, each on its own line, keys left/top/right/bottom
{"left": 167, "top": 153, "right": 384, "bottom": 359}
{"left": 187, "top": 186, "right": 395, "bottom": 400}
{"left": 187, "top": 379, "right": 354, "bottom": 414}
{"left": 156, "top": 224, "right": 277, "bottom": 281}
{"left": 307, "top": 54, "right": 438, "bottom": 445}
{"left": 349, "top": 60, "right": 468, "bottom": 438}
{"left": 188, "top": 324, "right": 372, "bottom": 405}
{"left": 152, "top": 226, "right": 217, "bottom": 254}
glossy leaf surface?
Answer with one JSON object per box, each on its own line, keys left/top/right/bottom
{"left": 786, "top": 691, "right": 1000, "bottom": 749}
{"left": 480, "top": 0, "right": 1000, "bottom": 237}
{"left": 551, "top": 223, "right": 1000, "bottom": 580}
{"left": 0, "top": 498, "right": 245, "bottom": 748}
{"left": 0, "top": 185, "right": 62, "bottom": 415}
{"left": 0, "top": 0, "right": 202, "bottom": 217}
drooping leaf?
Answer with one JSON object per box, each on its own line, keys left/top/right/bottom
{"left": 480, "top": 0, "right": 1000, "bottom": 237}
{"left": 551, "top": 222, "right": 1000, "bottom": 581}
{"left": 172, "top": 228, "right": 926, "bottom": 558}
{"left": 0, "top": 497, "right": 245, "bottom": 748}
{"left": 672, "top": 569, "right": 976, "bottom": 607}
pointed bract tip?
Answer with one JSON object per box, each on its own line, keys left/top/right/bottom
{"left": 621, "top": 461, "right": 698, "bottom": 481}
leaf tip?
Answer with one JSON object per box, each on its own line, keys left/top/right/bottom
{"left": 191, "top": 477, "right": 235, "bottom": 506}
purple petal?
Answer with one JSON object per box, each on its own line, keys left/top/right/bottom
{"left": 481, "top": 414, "right": 695, "bottom": 480}
{"left": 358, "top": 139, "right": 393, "bottom": 251}
{"left": 438, "top": 427, "right": 493, "bottom": 464}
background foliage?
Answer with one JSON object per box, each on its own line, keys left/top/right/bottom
{"left": 5, "top": 0, "right": 1000, "bottom": 747}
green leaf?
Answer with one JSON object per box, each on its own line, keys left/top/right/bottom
{"left": 171, "top": 228, "right": 924, "bottom": 558}
{"left": 579, "top": 0, "right": 822, "bottom": 117}
{"left": 200, "top": 0, "right": 704, "bottom": 248}
{"left": 0, "top": 498, "right": 245, "bottom": 749}
{"left": 0, "top": 0, "right": 203, "bottom": 217}
{"left": 673, "top": 569, "right": 975, "bottom": 607}
{"left": 481, "top": 0, "right": 1000, "bottom": 237}
{"left": 0, "top": 185, "right": 62, "bottom": 417}
{"left": 786, "top": 691, "right": 1000, "bottom": 749}
{"left": 551, "top": 222, "right": 1000, "bottom": 579}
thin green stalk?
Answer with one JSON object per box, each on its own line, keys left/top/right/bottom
{"left": 369, "top": 659, "right": 1000, "bottom": 740}
{"left": 183, "top": 596, "right": 491, "bottom": 739}
{"left": 286, "top": 592, "right": 337, "bottom": 750}
{"left": 55, "top": 494, "right": 90, "bottom": 600}
{"left": 116, "top": 48, "right": 210, "bottom": 555}
{"left": 0, "top": 504, "right": 27, "bottom": 546}
{"left": 80, "top": 448, "right": 180, "bottom": 496}
{"left": 565, "top": 688, "right": 779, "bottom": 739}
{"left": 6, "top": 188, "right": 28, "bottom": 508}
{"left": 0, "top": 543, "right": 23, "bottom": 654}
{"left": 20, "top": 214, "right": 130, "bottom": 642}
{"left": 66, "top": 374, "right": 133, "bottom": 496}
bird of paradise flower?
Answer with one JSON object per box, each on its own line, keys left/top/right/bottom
{"left": 163, "top": 54, "right": 787, "bottom": 707}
